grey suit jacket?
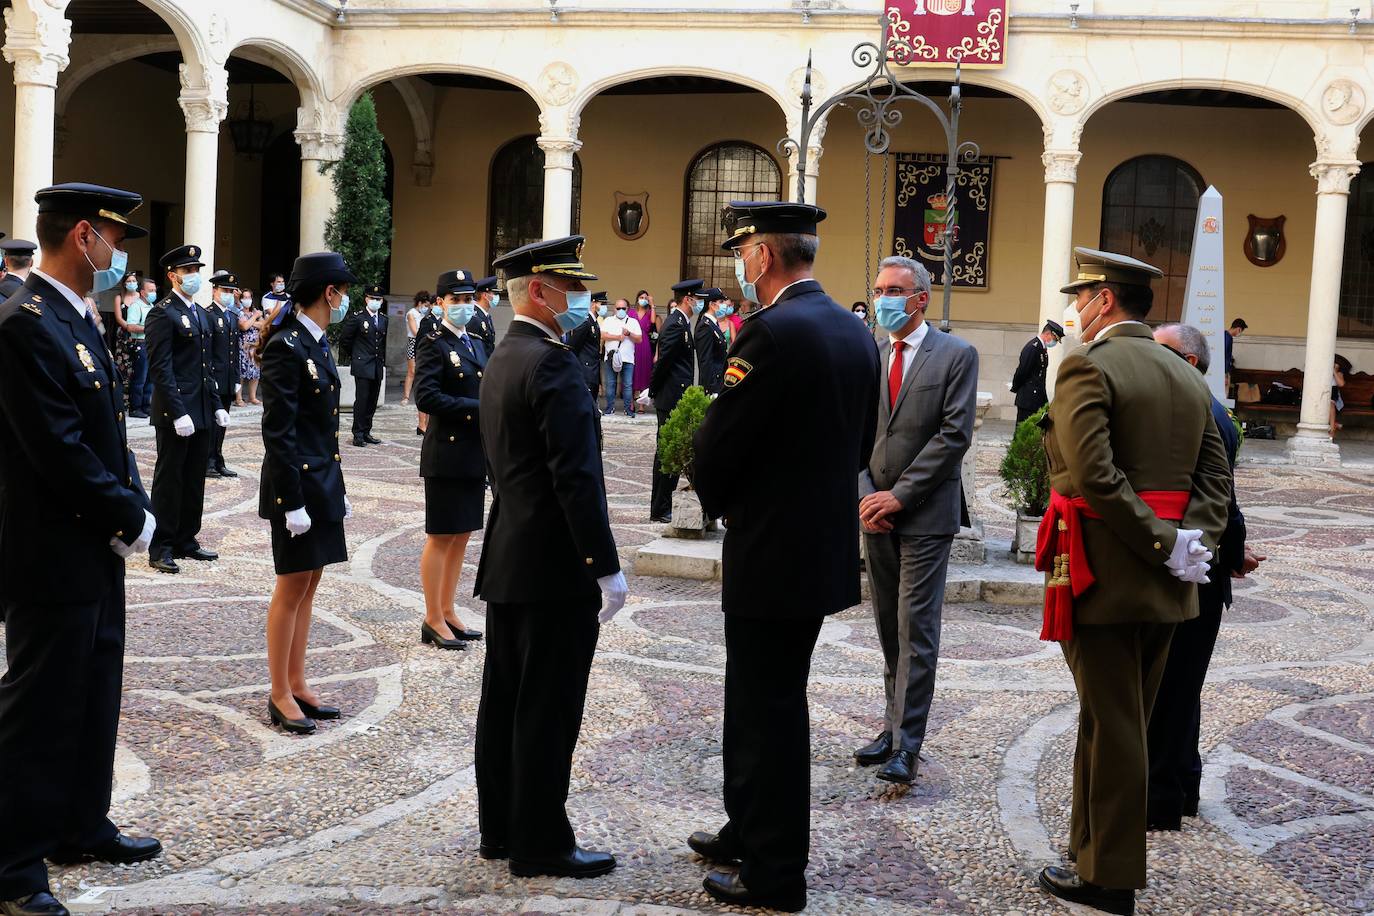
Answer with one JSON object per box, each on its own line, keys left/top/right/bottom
{"left": 860, "top": 325, "right": 979, "bottom": 536}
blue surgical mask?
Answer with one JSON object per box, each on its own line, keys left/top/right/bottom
{"left": 124, "top": 280, "right": 137, "bottom": 292}
{"left": 84, "top": 231, "right": 129, "bottom": 294}
{"left": 490, "top": 293, "right": 500, "bottom": 307}
{"left": 597, "top": 304, "right": 608, "bottom": 318}
{"left": 616, "top": 308, "right": 627, "bottom": 321}
{"left": 693, "top": 300, "right": 705, "bottom": 316}
{"left": 719, "top": 305, "right": 734, "bottom": 318}
{"left": 638, "top": 297, "right": 649, "bottom": 307}
{"left": 430, "top": 305, "right": 443, "bottom": 318}
{"left": 144, "top": 291, "right": 157, "bottom": 304}
{"left": 366, "top": 298, "right": 382, "bottom": 312}
{"left": 734, "top": 246, "right": 761, "bottom": 305}
{"left": 546, "top": 286, "right": 591, "bottom": 334}
{"left": 179, "top": 272, "right": 202, "bottom": 297}
{"left": 217, "top": 290, "right": 234, "bottom": 307}
{"left": 446, "top": 302, "right": 473, "bottom": 326}
{"left": 1045, "top": 338, "right": 1059, "bottom": 350}
{"left": 330, "top": 291, "right": 349, "bottom": 324}
{"left": 875, "top": 295, "right": 915, "bottom": 333}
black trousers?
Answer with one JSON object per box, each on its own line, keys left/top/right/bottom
{"left": 209, "top": 391, "right": 233, "bottom": 470}
{"left": 150, "top": 426, "right": 210, "bottom": 560}
{"left": 1147, "top": 598, "right": 1223, "bottom": 821}
{"left": 352, "top": 374, "right": 381, "bottom": 439}
{"left": 475, "top": 598, "right": 600, "bottom": 858}
{"left": 650, "top": 408, "right": 678, "bottom": 519}
{"left": 719, "top": 613, "right": 824, "bottom": 897}
{"left": 1015, "top": 404, "right": 1044, "bottom": 426}
{"left": 0, "top": 580, "right": 124, "bottom": 899}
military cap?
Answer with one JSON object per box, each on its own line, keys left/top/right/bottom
{"left": 209, "top": 269, "right": 240, "bottom": 290}
{"left": 590, "top": 291, "right": 608, "bottom": 303}
{"left": 436, "top": 269, "right": 477, "bottom": 297}
{"left": 1059, "top": 247, "right": 1163, "bottom": 294}
{"left": 701, "top": 287, "right": 727, "bottom": 302}
{"left": 364, "top": 283, "right": 386, "bottom": 298}
{"left": 719, "top": 201, "right": 827, "bottom": 251}
{"left": 35, "top": 182, "right": 148, "bottom": 239}
{"left": 287, "top": 251, "right": 358, "bottom": 293}
{"left": 0, "top": 239, "right": 36, "bottom": 257}
{"left": 491, "top": 235, "right": 597, "bottom": 281}
{"left": 161, "top": 245, "right": 205, "bottom": 271}
{"left": 475, "top": 276, "right": 499, "bottom": 293}
{"left": 1043, "top": 319, "right": 1065, "bottom": 339}
{"left": 672, "top": 279, "right": 705, "bottom": 296}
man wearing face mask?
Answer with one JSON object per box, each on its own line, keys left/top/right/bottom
{"left": 475, "top": 235, "right": 625, "bottom": 880}
{"left": 468, "top": 276, "right": 500, "bottom": 354}
{"left": 1010, "top": 319, "right": 1065, "bottom": 425}
{"left": 689, "top": 202, "right": 879, "bottom": 912}
{"left": 206, "top": 271, "right": 242, "bottom": 479}
{"left": 0, "top": 183, "right": 161, "bottom": 916}
{"left": 568, "top": 291, "right": 605, "bottom": 409}
{"left": 693, "top": 287, "right": 729, "bottom": 395}
{"left": 647, "top": 278, "right": 703, "bottom": 522}
{"left": 262, "top": 271, "right": 291, "bottom": 322}
{"left": 0, "top": 238, "right": 36, "bottom": 300}
{"left": 338, "top": 283, "right": 390, "bottom": 448}
{"left": 1035, "top": 248, "right": 1231, "bottom": 916}
{"left": 144, "top": 245, "right": 225, "bottom": 575}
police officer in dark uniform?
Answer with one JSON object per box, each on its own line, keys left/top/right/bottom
{"left": 468, "top": 276, "right": 499, "bottom": 354}
{"left": 206, "top": 270, "right": 241, "bottom": 478}
{"left": 694, "top": 286, "right": 729, "bottom": 395}
{"left": 1010, "top": 319, "right": 1063, "bottom": 425}
{"left": 145, "top": 244, "right": 224, "bottom": 574}
{"left": 474, "top": 235, "right": 625, "bottom": 880}
{"left": 647, "top": 278, "right": 702, "bottom": 522}
{"left": 567, "top": 290, "right": 604, "bottom": 401}
{"left": 689, "top": 202, "right": 879, "bottom": 912}
{"left": 0, "top": 239, "right": 37, "bottom": 301}
{"left": 338, "top": 283, "right": 389, "bottom": 447}
{"left": 0, "top": 183, "right": 162, "bottom": 916}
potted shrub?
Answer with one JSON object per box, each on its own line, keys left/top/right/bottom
{"left": 999, "top": 405, "right": 1050, "bottom": 564}
{"left": 657, "top": 385, "right": 712, "bottom": 535}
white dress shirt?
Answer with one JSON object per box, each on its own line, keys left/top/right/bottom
{"left": 30, "top": 268, "right": 88, "bottom": 321}
{"left": 887, "top": 318, "right": 931, "bottom": 381}
{"left": 513, "top": 313, "right": 559, "bottom": 339}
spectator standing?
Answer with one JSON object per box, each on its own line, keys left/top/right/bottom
{"left": 238, "top": 290, "right": 263, "bottom": 406}
{"left": 601, "top": 297, "right": 642, "bottom": 416}
{"left": 403, "top": 291, "right": 430, "bottom": 408}
{"left": 122, "top": 275, "right": 155, "bottom": 419}
{"left": 628, "top": 291, "right": 656, "bottom": 397}
{"left": 1224, "top": 318, "right": 1246, "bottom": 388}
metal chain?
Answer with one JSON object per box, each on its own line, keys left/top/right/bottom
{"left": 864, "top": 152, "right": 874, "bottom": 299}
{"left": 879, "top": 152, "right": 890, "bottom": 264}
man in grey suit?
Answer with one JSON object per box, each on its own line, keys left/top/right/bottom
{"left": 855, "top": 255, "right": 979, "bottom": 784}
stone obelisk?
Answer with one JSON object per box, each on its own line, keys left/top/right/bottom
{"left": 1182, "top": 186, "right": 1228, "bottom": 403}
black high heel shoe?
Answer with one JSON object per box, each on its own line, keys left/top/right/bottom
{"left": 294, "top": 695, "right": 341, "bottom": 720}
{"left": 421, "top": 622, "right": 467, "bottom": 650}
{"left": 444, "top": 622, "right": 483, "bottom": 641}
{"left": 268, "top": 699, "right": 316, "bottom": 734}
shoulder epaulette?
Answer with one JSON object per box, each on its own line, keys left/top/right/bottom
{"left": 19, "top": 297, "right": 42, "bottom": 317}
{"left": 541, "top": 336, "right": 571, "bottom": 350}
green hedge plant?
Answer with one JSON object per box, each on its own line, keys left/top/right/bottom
{"left": 657, "top": 386, "right": 711, "bottom": 487}
{"left": 1000, "top": 405, "right": 1050, "bottom": 516}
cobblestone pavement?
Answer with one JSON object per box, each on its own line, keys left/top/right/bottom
{"left": 6, "top": 406, "right": 1373, "bottom": 914}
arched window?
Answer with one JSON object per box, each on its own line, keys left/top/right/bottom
{"left": 1099, "top": 155, "right": 1205, "bottom": 322}
{"left": 683, "top": 142, "right": 782, "bottom": 296}
{"left": 487, "top": 135, "right": 582, "bottom": 272}
{"left": 1339, "top": 164, "right": 1374, "bottom": 338}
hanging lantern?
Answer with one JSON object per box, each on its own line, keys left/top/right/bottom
{"left": 227, "top": 83, "right": 273, "bottom": 158}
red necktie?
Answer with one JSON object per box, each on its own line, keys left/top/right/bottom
{"left": 889, "top": 339, "right": 907, "bottom": 411}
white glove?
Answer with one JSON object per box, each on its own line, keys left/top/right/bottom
{"left": 597, "top": 571, "right": 629, "bottom": 623}
{"left": 214, "top": 409, "right": 230, "bottom": 428}
{"left": 1176, "top": 562, "right": 1211, "bottom": 585}
{"left": 285, "top": 506, "right": 312, "bottom": 537}
{"left": 1164, "top": 529, "right": 1211, "bottom": 573}
{"left": 173, "top": 414, "right": 195, "bottom": 437}
{"left": 635, "top": 390, "right": 652, "bottom": 409}
{"left": 110, "top": 509, "right": 156, "bottom": 558}
{"left": 343, "top": 495, "right": 353, "bottom": 520}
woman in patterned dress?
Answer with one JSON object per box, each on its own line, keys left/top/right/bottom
{"left": 238, "top": 288, "right": 263, "bottom": 405}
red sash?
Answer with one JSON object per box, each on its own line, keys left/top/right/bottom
{"left": 1034, "top": 488, "right": 1190, "bottom": 642}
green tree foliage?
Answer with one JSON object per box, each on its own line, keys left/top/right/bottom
{"left": 999, "top": 405, "right": 1051, "bottom": 516}
{"left": 657, "top": 386, "right": 712, "bottom": 484}
{"left": 324, "top": 91, "right": 391, "bottom": 328}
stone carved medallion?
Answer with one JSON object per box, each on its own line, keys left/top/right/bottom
{"left": 1048, "top": 70, "right": 1087, "bottom": 116}
{"left": 540, "top": 62, "right": 578, "bottom": 107}
{"left": 1321, "top": 79, "right": 1364, "bottom": 126}
{"left": 788, "top": 67, "right": 826, "bottom": 106}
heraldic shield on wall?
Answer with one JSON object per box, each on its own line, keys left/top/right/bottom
{"left": 885, "top": 0, "right": 1009, "bottom": 68}
{"left": 892, "top": 152, "right": 996, "bottom": 291}
{"left": 1244, "top": 214, "right": 1286, "bottom": 267}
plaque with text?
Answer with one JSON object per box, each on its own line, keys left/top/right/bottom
{"left": 885, "top": 1, "right": 1009, "bottom": 69}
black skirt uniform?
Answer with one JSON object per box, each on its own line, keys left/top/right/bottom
{"left": 258, "top": 314, "right": 348, "bottom": 574}
{"left": 416, "top": 324, "right": 487, "bottom": 534}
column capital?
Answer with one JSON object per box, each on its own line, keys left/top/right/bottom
{"left": 295, "top": 100, "right": 347, "bottom": 162}
{"left": 1310, "top": 159, "right": 1362, "bottom": 195}
{"left": 537, "top": 135, "right": 582, "bottom": 170}
{"left": 178, "top": 63, "right": 228, "bottom": 134}
{"left": 1042, "top": 149, "right": 1082, "bottom": 184}
{"left": 2, "top": 5, "right": 71, "bottom": 88}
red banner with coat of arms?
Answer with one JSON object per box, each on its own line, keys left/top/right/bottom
{"left": 885, "top": 1, "right": 1009, "bottom": 69}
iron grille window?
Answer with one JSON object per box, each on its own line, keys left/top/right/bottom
{"left": 1339, "top": 164, "right": 1374, "bottom": 338}
{"left": 487, "top": 135, "right": 581, "bottom": 273}
{"left": 682, "top": 142, "right": 782, "bottom": 297}
{"left": 1099, "top": 155, "right": 1205, "bottom": 323}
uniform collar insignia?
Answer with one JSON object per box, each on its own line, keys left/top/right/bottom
{"left": 20, "top": 301, "right": 41, "bottom": 316}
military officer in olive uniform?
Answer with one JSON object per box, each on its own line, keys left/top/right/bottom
{"left": 1035, "top": 248, "right": 1231, "bottom": 916}
{"left": 647, "top": 278, "right": 702, "bottom": 522}
{"left": 468, "top": 276, "right": 499, "bottom": 354}
{"left": 1010, "top": 319, "right": 1064, "bottom": 425}
{"left": 0, "top": 183, "right": 162, "bottom": 916}
{"left": 694, "top": 286, "right": 729, "bottom": 395}
{"left": 338, "top": 283, "right": 389, "bottom": 447}
{"left": 145, "top": 244, "right": 225, "bottom": 574}
{"left": 0, "top": 239, "right": 37, "bottom": 301}
{"left": 206, "top": 270, "right": 241, "bottom": 478}
{"left": 474, "top": 235, "right": 626, "bottom": 880}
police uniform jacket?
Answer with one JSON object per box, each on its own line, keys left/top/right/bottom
{"left": 693, "top": 280, "right": 880, "bottom": 619}
{"left": 0, "top": 274, "right": 148, "bottom": 603}
{"left": 257, "top": 314, "right": 347, "bottom": 522}
{"left": 474, "top": 320, "right": 619, "bottom": 604}
{"left": 566, "top": 313, "right": 602, "bottom": 392}
{"left": 208, "top": 303, "right": 240, "bottom": 396}
{"left": 693, "top": 311, "right": 727, "bottom": 395}
{"left": 1205, "top": 396, "right": 1246, "bottom": 609}
{"left": 0, "top": 273, "right": 24, "bottom": 301}
{"left": 145, "top": 291, "right": 218, "bottom": 430}
{"left": 466, "top": 306, "right": 497, "bottom": 354}
{"left": 417, "top": 311, "right": 441, "bottom": 346}
{"left": 1010, "top": 335, "right": 1048, "bottom": 413}
{"left": 416, "top": 325, "right": 487, "bottom": 480}
{"left": 1042, "top": 321, "right": 1232, "bottom": 625}
{"left": 338, "top": 307, "right": 389, "bottom": 381}
{"left": 650, "top": 307, "right": 695, "bottom": 410}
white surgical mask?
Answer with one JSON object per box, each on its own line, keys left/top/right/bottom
{"left": 218, "top": 290, "right": 234, "bottom": 307}
{"left": 272, "top": 281, "right": 285, "bottom": 294}
{"left": 242, "top": 296, "right": 253, "bottom": 307}
{"left": 179, "top": 272, "right": 202, "bottom": 296}
{"left": 366, "top": 298, "right": 382, "bottom": 312}
{"left": 1074, "top": 290, "right": 1106, "bottom": 340}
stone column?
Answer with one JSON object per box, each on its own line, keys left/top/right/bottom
{"left": 296, "top": 131, "right": 343, "bottom": 255}
{"left": 2, "top": 6, "right": 71, "bottom": 242}
{"left": 1289, "top": 158, "right": 1361, "bottom": 466}
{"left": 179, "top": 75, "right": 228, "bottom": 299}
{"left": 1039, "top": 146, "right": 1081, "bottom": 400}
{"left": 537, "top": 135, "right": 580, "bottom": 239}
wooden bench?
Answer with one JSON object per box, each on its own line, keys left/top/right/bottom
{"left": 1233, "top": 367, "right": 1374, "bottom": 427}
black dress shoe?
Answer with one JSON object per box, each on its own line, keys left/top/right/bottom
{"left": 509, "top": 846, "right": 616, "bottom": 878}
{"left": 1183, "top": 795, "right": 1200, "bottom": 817}
{"left": 686, "top": 830, "right": 741, "bottom": 864}
{"left": 294, "top": 696, "right": 341, "bottom": 720}
{"left": 268, "top": 700, "right": 316, "bottom": 735}
{"left": 204, "top": 466, "right": 222, "bottom": 479}
{"left": 420, "top": 622, "right": 467, "bottom": 650}
{"left": 416, "top": 427, "right": 424, "bottom": 436}
{"left": 478, "top": 843, "right": 508, "bottom": 860}
{"left": 702, "top": 870, "right": 805, "bottom": 913}
{"left": 129, "top": 411, "right": 149, "bottom": 419}
{"left": 351, "top": 438, "right": 367, "bottom": 447}
{"left": 149, "top": 556, "right": 179, "bottom": 574}
{"left": 216, "top": 466, "right": 238, "bottom": 478}
{"left": 877, "top": 749, "right": 917, "bottom": 784}
{"left": 649, "top": 515, "right": 671, "bottom": 524}
{"left": 1038, "top": 866, "right": 1134, "bottom": 915}
{"left": 176, "top": 547, "right": 219, "bottom": 562}
{"left": 0, "top": 892, "right": 68, "bottom": 916}
{"left": 854, "top": 730, "right": 893, "bottom": 766}
{"left": 444, "top": 624, "right": 483, "bottom": 641}
{"left": 51, "top": 833, "right": 162, "bottom": 866}
{"left": 363, "top": 434, "right": 381, "bottom": 444}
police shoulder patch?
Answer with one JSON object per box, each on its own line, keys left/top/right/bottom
{"left": 723, "top": 356, "right": 753, "bottom": 388}
{"left": 20, "top": 299, "right": 42, "bottom": 317}
{"left": 541, "top": 337, "right": 571, "bottom": 350}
